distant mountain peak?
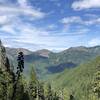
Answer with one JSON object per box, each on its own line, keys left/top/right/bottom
{"left": 34, "top": 49, "right": 51, "bottom": 57}
{"left": 62, "top": 46, "right": 88, "bottom": 53}
{"left": 6, "top": 47, "right": 33, "bottom": 56}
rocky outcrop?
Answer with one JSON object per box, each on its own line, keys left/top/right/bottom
{"left": 0, "top": 40, "right": 10, "bottom": 71}
{"left": 0, "top": 40, "right": 14, "bottom": 100}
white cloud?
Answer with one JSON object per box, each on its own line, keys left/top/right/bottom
{"left": 61, "top": 16, "right": 100, "bottom": 25}
{"left": 0, "top": 25, "right": 16, "bottom": 34}
{"left": 61, "top": 16, "right": 82, "bottom": 24}
{"left": 72, "top": 0, "right": 100, "bottom": 10}
{"left": 47, "top": 24, "right": 57, "bottom": 30}
{"left": 0, "top": 6, "right": 45, "bottom": 19}
{"left": 0, "top": 19, "right": 84, "bottom": 51}
{"left": 0, "top": 0, "right": 46, "bottom": 20}
{"left": 0, "top": 15, "right": 9, "bottom": 25}
{"left": 1, "top": 0, "right": 99, "bottom": 51}
{"left": 88, "top": 38, "right": 100, "bottom": 46}
{"left": 18, "top": 0, "right": 28, "bottom": 8}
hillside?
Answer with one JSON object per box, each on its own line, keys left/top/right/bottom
{"left": 0, "top": 40, "right": 11, "bottom": 71}
{"left": 1, "top": 40, "right": 100, "bottom": 100}
{"left": 51, "top": 56, "right": 100, "bottom": 100}
{"left": 51, "top": 46, "right": 100, "bottom": 64}
{"left": 6, "top": 46, "right": 100, "bottom": 79}
{"left": 0, "top": 40, "right": 15, "bottom": 100}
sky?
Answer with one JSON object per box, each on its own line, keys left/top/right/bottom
{"left": 0, "top": 0, "right": 100, "bottom": 51}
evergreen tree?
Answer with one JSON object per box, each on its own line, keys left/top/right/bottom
{"left": 0, "top": 68, "right": 13, "bottom": 100}
{"left": 37, "top": 82, "right": 45, "bottom": 100}
{"left": 93, "top": 66, "right": 100, "bottom": 99}
{"left": 28, "top": 66, "right": 38, "bottom": 100}
{"left": 53, "top": 92, "right": 59, "bottom": 100}
{"left": 46, "top": 83, "right": 53, "bottom": 100}
{"left": 11, "top": 52, "right": 24, "bottom": 100}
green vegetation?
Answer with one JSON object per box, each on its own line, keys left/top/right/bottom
{"left": 51, "top": 56, "right": 100, "bottom": 100}
{"left": 0, "top": 40, "right": 100, "bottom": 100}
{"left": 6, "top": 46, "right": 100, "bottom": 79}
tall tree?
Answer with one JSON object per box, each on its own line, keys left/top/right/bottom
{"left": 46, "top": 83, "right": 53, "bottom": 100}
{"left": 11, "top": 52, "right": 24, "bottom": 100}
{"left": 37, "top": 82, "right": 45, "bottom": 100}
{"left": 93, "top": 65, "right": 100, "bottom": 99}
{"left": 29, "top": 66, "right": 38, "bottom": 100}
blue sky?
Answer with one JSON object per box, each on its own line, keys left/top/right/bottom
{"left": 0, "top": 0, "right": 100, "bottom": 51}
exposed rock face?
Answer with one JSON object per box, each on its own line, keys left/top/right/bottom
{"left": 0, "top": 40, "right": 14, "bottom": 100}
{"left": 0, "top": 40, "right": 10, "bottom": 71}
{"left": 35, "top": 49, "right": 51, "bottom": 57}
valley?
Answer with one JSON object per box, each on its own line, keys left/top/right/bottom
{"left": 0, "top": 40, "right": 100, "bottom": 100}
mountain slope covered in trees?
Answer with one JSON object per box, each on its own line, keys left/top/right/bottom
{"left": 52, "top": 56, "right": 100, "bottom": 100}
{"left": 0, "top": 40, "right": 73, "bottom": 100}
{"left": 0, "top": 40, "right": 100, "bottom": 100}
{"left": 6, "top": 46, "right": 100, "bottom": 79}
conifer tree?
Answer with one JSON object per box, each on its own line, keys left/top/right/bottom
{"left": 53, "top": 92, "right": 59, "bottom": 100}
{"left": 29, "top": 66, "right": 38, "bottom": 100}
{"left": 11, "top": 52, "right": 24, "bottom": 100}
{"left": 37, "top": 82, "right": 45, "bottom": 100}
{"left": 93, "top": 66, "right": 100, "bottom": 99}
{"left": 46, "top": 83, "right": 53, "bottom": 100}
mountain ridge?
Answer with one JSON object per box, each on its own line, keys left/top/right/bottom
{"left": 5, "top": 45, "right": 100, "bottom": 54}
{"left": 5, "top": 45, "right": 100, "bottom": 79}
